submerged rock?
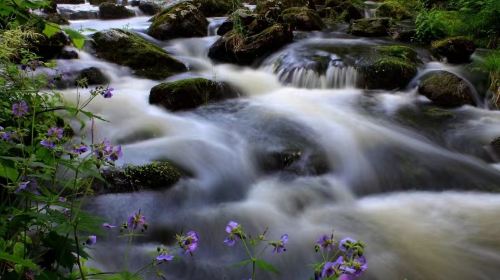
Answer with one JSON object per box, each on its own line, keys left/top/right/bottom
{"left": 357, "top": 45, "right": 419, "bottom": 90}
{"left": 349, "top": 17, "right": 391, "bottom": 37}
{"left": 208, "top": 23, "right": 293, "bottom": 65}
{"left": 99, "top": 3, "right": 135, "bottom": 19}
{"left": 147, "top": 2, "right": 208, "bottom": 40}
{"left": 149, "top": 78, "right": 241, "bottom": 111}
{"left": 96, "top": 161, "right": 183, "bottom": 194}
{"left": 418, "top": 71, "right": 476, "bottom": 107}
{"left": 431, "top": 36, "right": 476, "bottom": 64}
{"left": 281, "top": 7, "right": 325, "bottom": 31}
{"left": 91, "top": 29, "right": 187, "bottom": 80}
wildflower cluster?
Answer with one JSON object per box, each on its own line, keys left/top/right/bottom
{"left": 224, "top": 221, "right": 288, "bottom": 279}
{"left": 313, "top": 235, "right": 367, "bottom": 280}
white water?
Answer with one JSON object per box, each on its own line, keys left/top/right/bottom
{"left": 51, "top": 8, "right": 500, "bottom": 280}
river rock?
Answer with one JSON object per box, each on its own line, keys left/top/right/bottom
{"left": 208, "top": 23, "right": 293, "bottom": 65}
{"left": 147, "top": 2, "right": 208, "bottom": 40}
{"left": 149, "top": 78, "right": 241, "bottom": 111}
{"left": 89, "top": 0, "right": 114, "bottom": 5}
{"left": 77, "top": 67, "right": 109, "bottom": 85}
{"left": 99, "top": 3, "right": 135, "bottom": 19}
{"left": 349, "top": 17, "right": 391, "bottom": 37}
{"left": 31, "top": 31, "right": 71, "bottom": 60}
{"left": 418, "top": 71, "right": 475, "bottom": 107}
{"left": 96, "top": 161, "right": 183, "bottom": 194}
{"left": 256, "top": 0, "right": 309, "bottom": 13}
{"left": 138, "top": 1, "right": 161, "bottom": 15}
{"left": 192, "top": 0, "right": 236, "bottom": 17}
{"left": 216, "top": 9, "right": 257, "bottom": 36}
{"left": 58, "top": 49, "right": 79, "bottom": 59}
{"left": 491, "top": 137, "right": 500, "bottom": 158}
{"left": 431, "top": 36, "right": 476, "bottom": 64}
{"left": 325, "top": 0, "right": 363, "bottom": 22}
{"left": 357, "top": 45, "right": 419, "bottom": 90}
{"left": 91, "top": 29, "right": 187, "bottom": 80}
{"left": 376, "top": 1, "right": 411, "bottom": 20}
{"left": 282, "top": 7, "right": 325, "bottom": 31}
{"left": 42, "top": 12, "right": 70, "bottom": 25}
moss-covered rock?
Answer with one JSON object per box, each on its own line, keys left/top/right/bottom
{"left": 217, "top": 8, "right": 258, "bottom": 36}
{"left": 376, "top": 1, "right": 412, "bottom": 20}
{"left": 147, "top": 2, "right": 208, "bottom": 40}
{"left": 349, "top": 17, "right": 392, "bottom": 37}
{"left": 149, "top": 78, "right": 241, "bottom": 111}
{"left": 389, "top": 20, "right": 416, "bottom": 42}
{"left": 418, "top": 71, "right": 476, "bottom": 107}
{"left": 431, "top": 36, "right": 476, "bottom": 64}
{"left": 138, "top": 1, "right": 161, "bottom": 15}
{"left": 96, "top": 161, "right": 183, "bottom": 194}
{"left": 99, "top": 3, "right": 135, "bottom": 19}
{"left": 192, "top": 0, "right": 236, "bottom": 16}
{"left": 208, "top": 23, "right": 293, "bottom": 65}
{"left": 357, "top": 45, "right": 419, "bottom": 90}
{"left": 256, "top": 0, "right": 309, "bottom": 14}
{"left": 91, "top": 29, "right": 187, "bottom": 80}
{"left": 282, "top": 7, "right": 325, "bottom": 31}
{"left": 43, "top": 12, "right": 70, "bottom": 25}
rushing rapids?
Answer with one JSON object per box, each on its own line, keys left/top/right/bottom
{"left": 45, "top": 1, "right": 500, "bottom": 279}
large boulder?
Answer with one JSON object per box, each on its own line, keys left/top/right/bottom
{"left": 91, "top": 29, "right": 187, "bottom": 80}
{"left": 138, "top": 1, "right": 161, "bottom": 15}
{"left": 357, "top": 45, "right": 419, "bottom": 90}
{"left": 208, "top": 23, "right": 293, "bottom": 65}
{"left": 147, "top": 2, "right": 208, "bottom": 40}
{"left": 192, "top": 0, "right": 236, "bottom": 17}
{"left": 418, "top": 71, "right": 476, "bottom": 107}
{"left": 149, "top": 78, "right": 241, "bottom": 111}
{"left": 99, "top": 3, "right": 135, "bottom": 19}
{"left": 77, "top": 67, "right": 109, "bottom": 85}
{"left": 431, "top": 36, "right": 476, "bottom": 64}
{"left": 216, "top": 9, "right": 258, "bottom": 36}
{"left": 96, "top": 161, "right": 183, "bottom": 194}
{"left": 31, "top": 32, "right": 71, "bottom": 60}
{"left": 281, "top": 7, "right": 325, "bottom": 31}
{"left": 376, "top": 1, "right": 411, "bottom": 20}
{"left": 349, "top": 17, "right": 392, "bottom": 37}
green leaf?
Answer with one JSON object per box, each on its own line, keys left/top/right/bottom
{"left": 43, "top": 23, "right": 60, "bottom": 38}
{"left": 0, "top": 252, "right": 38, "bottom": 270}
{"left": 0, "top": 162, "right": 19, "bottom": 181}
{"left": 231, "top": 259, "right": 253, "bottom": 267}
{"left": 63, "top": 28, "right": 86, "bottom": 49}
{"left": 255, "top": 259, "right": 279, "bottom": 274}
{"left": 13, "top": 242, "right": 24, "bottom": 257}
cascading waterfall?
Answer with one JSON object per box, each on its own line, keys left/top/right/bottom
{"left": 49, "top": 6, "right": 500, "bottom": 280}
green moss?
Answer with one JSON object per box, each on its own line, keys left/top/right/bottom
{"left": 281, "top": 7, "right": 325, "bottom": 31}
{"left": 376, "top": 0, "right": 422, "bottom": 20}
{"left": 193, "top": 0, "right": 236, "bottom": 16}
{"left": 431, "top": 36, "right": 471, "bottom": 49}
{"left": 91, "top": 29, "right": 186, "bottom": 80}
{"left": 123, "top": 161, "right": 182, "bottom": 189}
{"left": 377, "top": 45, "right": 418, "bottom": 63}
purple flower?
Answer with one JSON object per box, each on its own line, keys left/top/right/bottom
{"left": 40, "top": 139, "right": 55, "bottom": 149}
{"left": 178, "top": 231, "right": 199, "bottom": 255}
{"left": 127, "top": 209, "right": 146, "bottom": 231}
{"left": 15, "top": 181, "right": 30, "bottom": 193}
{"left": 156, "top": 252, "right": 174, "bottom": 262}
{"left": 224, "top": 221, "right": 242, "bottom": 247}
{"left": 58, "top": 197, "right": 67, "bottom": 203}
{"left": 102, "top": 223, "right": 117, "bottom": 229}
{"left": 12, "top": 101, "right": 29, "bottom": 117}
{"left": 47, "top": 127, "right": 63, "bottom": 140}
{"left": 271, "top": 234, "right": 288, "bottom": 253}
{"left": 339, "top": 237, "right": 356, "bottom": 253}
{"left": 72, "top": 144, "right": 89, "bottom": 154}
{"left": 93, "top": 140, "right": 122, "bottom": 163}
{"left": 341, "top": 256, "right": 367, "bottom": 277}
{"left": 321, "top": 256, "right": 344, "bottom": 279}
{"left": 316, "top": 234, "right": 335, "bottom": 251}
{"left": 85, "top": 235, "right": 97, "bottom": 246}
{"left": 102, "top": 88, "right": 114, "bottom": 98}
{"left": 1, "top": 131, "right": 12, "bottom": 141}
{"left": 108, "top": 145, "right": 122, "bottom": 162}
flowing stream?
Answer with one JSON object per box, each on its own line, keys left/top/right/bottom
{"left": 51, "top": 3, "right": 500, "bottom": 280}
